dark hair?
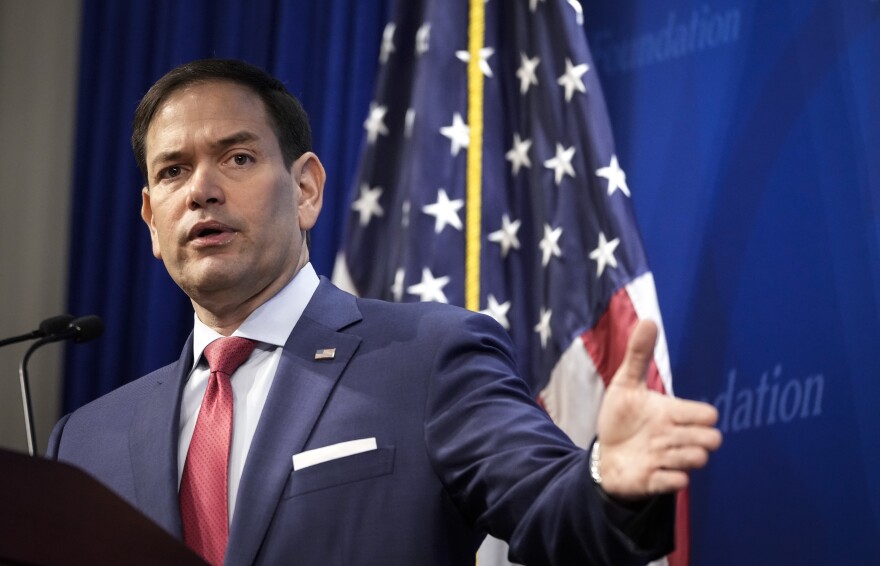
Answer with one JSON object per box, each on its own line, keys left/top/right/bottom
{"left": 131, "top": 59, "right": 312, "bottom": 182}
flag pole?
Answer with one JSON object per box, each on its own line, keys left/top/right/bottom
{"left": 465, "top": 0, "right": 485, "bottom": 312}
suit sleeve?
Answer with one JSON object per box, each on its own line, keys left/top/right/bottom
{"left": 45, "top": 413, "right": 71, "bottom": 459}
{"left": 423, "top": 311, "right": 673, "bottom": 565}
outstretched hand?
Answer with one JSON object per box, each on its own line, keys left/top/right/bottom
{"left": 596, "top": 320, "right": 722, "bottom": 500}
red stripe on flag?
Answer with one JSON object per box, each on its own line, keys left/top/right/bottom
{"left": 581, "top": 288, "right": 690, "bottom": 566}
{"left": 580, "top": 288, "right": 664, "bottom": 393}
{"left": 535, "top": 394, "right": 548, "bottom": 412}
{"left": 671, "top": 489, "right": 690, "bottom": 566}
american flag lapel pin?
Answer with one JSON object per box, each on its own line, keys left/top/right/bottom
{"left": 314, "top": 348, "right": 336, "bottom": 360}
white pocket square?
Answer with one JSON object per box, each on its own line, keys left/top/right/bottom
{"left": 292, "top": 437, "right": 378, "bottom": 471}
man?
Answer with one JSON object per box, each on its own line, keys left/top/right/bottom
{"left": 49, "top": 59, "right": 721, "bottom": 565}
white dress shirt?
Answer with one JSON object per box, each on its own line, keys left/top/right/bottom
{"left": 177, "top": 263, "right": 320, "bottom": 524}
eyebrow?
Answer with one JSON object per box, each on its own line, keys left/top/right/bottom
{"left": 211, "top": 130, "right": 260, "bottom": 151}
{"left": 149, "top": 130, "right": 261, "bottom": 171}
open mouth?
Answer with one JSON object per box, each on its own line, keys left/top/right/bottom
{"left": 188, "top": 221, "right": 234, "bottom": 245}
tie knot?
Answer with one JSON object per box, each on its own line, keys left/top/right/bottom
{"left": 204, "top": 337, "right": 256, "bottom": 377}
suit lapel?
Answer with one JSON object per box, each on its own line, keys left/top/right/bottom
{"left": 227, "top": 282, "right": 362, "bottom": 566}
{"left": 129, "top": 334, "right": 193, "bottom": 538}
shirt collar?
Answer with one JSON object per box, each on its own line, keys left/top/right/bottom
{"left": 190, "top": 262, "right": 320, "bottom": 371}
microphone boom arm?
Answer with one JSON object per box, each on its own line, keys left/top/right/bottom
{"left": 17, "top": 315, "right": 104, "bottom": 456}
{"left": 18, "top": 338, "right": 50, "bottom": 456}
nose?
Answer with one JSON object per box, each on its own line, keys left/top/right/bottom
{"left": 186, "top": 166, "right": 225, "bottom": 210}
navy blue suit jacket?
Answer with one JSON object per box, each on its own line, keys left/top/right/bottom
{"left": 49, "top": 280, "right": 672, "bottom": 565}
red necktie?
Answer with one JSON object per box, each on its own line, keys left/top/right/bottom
{"left": 179, "top": 337, "right": 256, "bottom": 566}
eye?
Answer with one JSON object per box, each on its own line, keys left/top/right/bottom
{"left": 230, "top": 153, "right": 254, "bottom": 166}
{"left": 158, "top": 165, "right": 182, "bottom": 181}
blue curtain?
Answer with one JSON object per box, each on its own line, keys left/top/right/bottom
{"left": 64, "top": 0, "right": 389, "bottom": 411}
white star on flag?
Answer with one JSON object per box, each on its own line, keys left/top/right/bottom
{"left": 390, "top": 267, "right": 405, "bottom": 302}
{"left": 422, "top": 188, "right": 464, "bottom": 233}
{"left": 351, "top": 184, "right": 384, "bottom": 226}
{"left": 401, "top": 199, "right": 411, "bottom": 228}
{"left": 404, "top": 107, "right": 416, "bottom": 138}
{"left": 481, "top": 294, "right": 512, "bottom": 330}
{"left": 544, "top": 143, "right": 576, "bottom": 185}
{"left": 596, "top": 154, "right": 631, "bottom": 197}
{"left": 534, "top": 307, "right": 552, "bottom": 349}
{"left": 529, "top": 0, "right": 546, "bottom": 13}
{"left": 505, "top": 133, "right": 532, "bottom": 175}
{"left": 516, "top": 53, "right": 541, "bottom": 95}
{"left": 539, "top": 224, "right": 563, "bottom": 266}
{"left": 589, "top": 231, "right": 621, "bottom": 276}
{"left": 488, "top": 214, "right": 521, "bottom": 258}
{"left": 567, "top": 0, "right": 584, "bottom": 25}
{"left": 440, "top": 112, "right": 470, "bottom": 156}
{"left": 380, "top": 23, "right": 396, "bottom": 64}
{"left": 455, "top": 47, "right": 495, "bottom": 77}
{"left": 416, "top": 22, "right": 431, "bottom": 56}
{"left": 364, "top": 103, "right": 389, "bottom": 144}
{"left": 407, "top": 267, "right": 450, "bottom": 303}
{"left": 557, "top": 57, "right": 589, "bottom": 102}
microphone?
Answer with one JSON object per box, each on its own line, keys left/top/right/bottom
{"left": 18, "top": 315, "right": 105, "bottom": 456}
{"left": 0, "top": 314, "right": 75, "bottom": 348}
{"left": 41, "top": 315, "right": 105, "bottom": 344}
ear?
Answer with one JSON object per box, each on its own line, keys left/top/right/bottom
{"left": 293, "top": 152, "right": 325, "bottom": 231}
{"left": 140, "top": 187, "right": 163, "bottom": 259}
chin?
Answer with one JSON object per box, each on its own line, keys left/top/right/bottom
{"left": 176, "top": 268, "right": 245, "bottom": 296}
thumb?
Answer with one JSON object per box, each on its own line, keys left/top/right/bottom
{"left": 611, "top": 319, "right": 658, "bottom": 389}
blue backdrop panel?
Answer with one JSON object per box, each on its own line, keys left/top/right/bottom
{"left": 584, "top": 1, "right": 879, "bottom": 563}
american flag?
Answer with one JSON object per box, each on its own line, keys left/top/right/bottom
{"left": 333, "top": 1, "right": 687, "bottom": 564}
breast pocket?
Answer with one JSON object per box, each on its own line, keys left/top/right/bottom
{"left": 282, "top": 446, "right": 396, "bottom": 499}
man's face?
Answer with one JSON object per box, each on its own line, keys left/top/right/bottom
{"left": 140, "top": 81, "right": 323, "bottom": 311}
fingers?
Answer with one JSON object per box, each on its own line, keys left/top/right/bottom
{"left": 642, "top": 441, "right": 716, "bottom": 495}
{"left": 669, "top": 397, "right": 720, "bottom": 427}
{"left": 603, "top": 440, "right": 713, "bottom": 498}
{"left": 610, "top": 319, "right": 658, "bottom": 389}
{"left": 661, "top": 425, "right": 723, "bottom": 453}
{"left": 651, "top": 404, "right": 723, "bottom": 471}
{"left": 658, "top": 445, "right": 712, "bottom": 470}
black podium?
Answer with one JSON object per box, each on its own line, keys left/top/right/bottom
{"left": 0, "top": 448, "right": 206, "bottom": 565}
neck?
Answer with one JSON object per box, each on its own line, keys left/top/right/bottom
{"left": 192, "top": 257, "right": 308, "bottom": 336}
